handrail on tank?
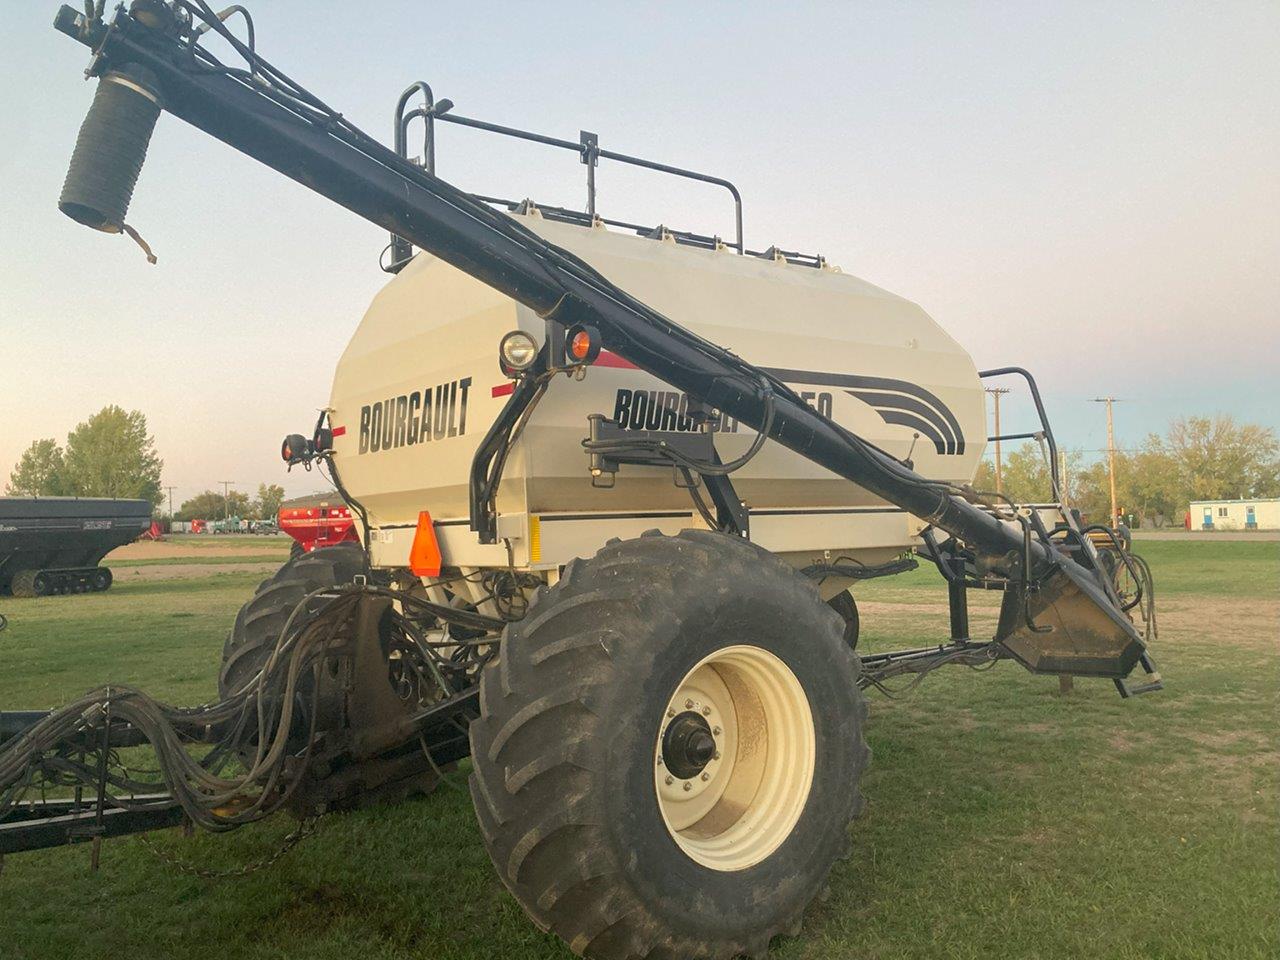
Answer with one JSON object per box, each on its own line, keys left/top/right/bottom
{"left": 388, "top": 81, "right": 439, "bottom": 267}
{"left": 388, "top": 81, "right": 744, "bottom": 271}
{"left": 978, "top": 366, "right": 1062, "bottom": 502}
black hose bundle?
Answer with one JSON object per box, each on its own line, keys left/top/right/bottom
{"left": 0, "top": 577, "right": 510, "bottom": 833}
{"left": 801, "top": 555, "right": 919, "bottom": 582}
{"left": 0, "top": 587, "right": 360, "bottom": 831}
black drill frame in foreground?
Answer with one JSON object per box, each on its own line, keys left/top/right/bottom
{"left": 0, "top": 1, "right": 1160, "bottom": 860}
{"left": 0, "top": 685, "right": 480, "bottom": 856}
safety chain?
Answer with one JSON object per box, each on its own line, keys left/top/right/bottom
{"left": 138, "top": 816, "right": 320, "bottom": 880}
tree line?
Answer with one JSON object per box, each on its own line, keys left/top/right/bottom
{"left": 174, "top": 484, "right": 285, "bottom": 522}
{"left": 973, "top": 415, "right": 1279, "bottom": 526}
{"left": 6, "top": 406, "right": 285, "bottom": 521}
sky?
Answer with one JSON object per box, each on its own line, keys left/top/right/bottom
{"left": 2, "top": 1, "right": 1277, "bottom": 508}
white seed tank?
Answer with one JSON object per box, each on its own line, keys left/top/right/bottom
{"left": 328, "top": 212, "right": 986, "bottom": 572}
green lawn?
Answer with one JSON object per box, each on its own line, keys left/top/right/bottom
{"left": 0, "top": 542, "right": 1275, "bottom": 960}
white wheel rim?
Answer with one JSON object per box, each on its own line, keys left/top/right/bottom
{"left": 654, "top": 644, "right": 816, "bottom": 871}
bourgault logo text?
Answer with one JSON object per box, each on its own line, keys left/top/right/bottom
{"left": 359, "top": 378, "right": 473, "bottom": 453}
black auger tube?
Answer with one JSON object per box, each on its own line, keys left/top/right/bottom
{"left": 54, "top": 12, "right": 1074, "bottom": 577}
{"left": 58, "top": 65, "right": 162, "bottom": 232}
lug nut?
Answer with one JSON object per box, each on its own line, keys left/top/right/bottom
{"left": 682, "top": 781, "right": 692, "bottom": 792}
{"left": 684, "top": 699, "right": 695, "bottom": 709}
{"left": 712, "top": 726, "right": 721, "bottom": 736}
{"left": 713, "top": 751, "right": 721, "bottom": 761}
{"left": 701, "top": 706, "right": 711, "bottom": 716}
{"left": 657, "top": 757, "right": 664, "bottom": 766}
{"left": 667, "top": 709, "right": 675, "bottom": 718}
{"left": 701, "top": 772, "right": 710, "bottom": 781}
{"left": 665, "top": 775, "right": 674, "bottom": 785}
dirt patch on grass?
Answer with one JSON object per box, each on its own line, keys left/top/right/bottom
{"left": 1185, "top": 729, "right": 1275, "bottom": 751}
{"left": 108, "top": 540, "right": 289, "bottom": 561}
{"left": 1195, "top": 749, "right": 1280, "bottom": 792}
{"left": 1156, "top": 597, "right": 1279, "bottom": 653}
{"left": 110, "top": 562, "right": 280, "bottom": 582}
{"left": 1109, "top": 730, "right": 1158, "bottom": 753}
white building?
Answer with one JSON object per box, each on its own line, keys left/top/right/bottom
{"left": 1189, "top": 498, "right": 1280, "bottom": 531}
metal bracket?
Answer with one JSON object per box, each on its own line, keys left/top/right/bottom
{"left": 584, "top": 415, "right": 749, "bottom": 538}
{"left": 701, "top": 472, "right": 749, "bottom": 539}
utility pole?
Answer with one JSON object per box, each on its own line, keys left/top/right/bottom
{"left": 1091, "top": 398, "right": 1120, "bottom": 525}
{"left": 218, "top": 480, "right": 235, "bottom": 520}
{"left": 985, "top": 387, "right": 1011, "bottom": 493}
{"left": 165, "top": 485, "right": 176, "bottom": 519}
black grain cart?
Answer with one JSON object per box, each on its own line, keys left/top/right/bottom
{"left": 0, "top": 497, "right": 151, "bottom": 596}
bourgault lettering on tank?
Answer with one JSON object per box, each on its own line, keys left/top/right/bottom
{"left": 612, "top": 388, "right": 746, "bottom": 434}
{"left": 357, "top": 377, "right": 472, "bottom": 454}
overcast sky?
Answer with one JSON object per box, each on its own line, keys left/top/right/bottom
{"left": 2, "top": 1, "right": 1276, "bottom": 507}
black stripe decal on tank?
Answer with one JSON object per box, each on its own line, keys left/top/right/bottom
{"left": 762, "top": 367, "right": 966, "bottom": 455}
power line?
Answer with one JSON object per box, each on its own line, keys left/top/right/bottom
{"left": 984, "top": 387, "right": 1011, "bottom": 494}
{"left": 1090, "top": 398, "right": 1124, "bottom": 523}
{"left": 217, "top": 480, "right": 236, "bottom": 520}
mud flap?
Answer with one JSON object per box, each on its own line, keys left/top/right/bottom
{"left": 995, "top": 560, "right": 1146, "bottom": 679}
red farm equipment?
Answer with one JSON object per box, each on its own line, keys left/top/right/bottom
{"left": 277, "top": 503, "right": 358, "bottom": 558}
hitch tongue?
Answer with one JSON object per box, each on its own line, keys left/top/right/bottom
{"left": 995, "top": 559, "right": 1147, "bottom": 680}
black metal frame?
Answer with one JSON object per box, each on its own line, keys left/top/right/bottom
{"left": 584, "top": 413, "right": 750, "bottom": 538}
{"left": 0, "top": 682, "right": 480, "bottom": 858}
{"left": 0, "top": 795, "right": 185, "bottom": 856}
{"left": 978, "top": 366, "right": 1063, "bottom": 500}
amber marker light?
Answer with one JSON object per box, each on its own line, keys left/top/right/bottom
{"left": 566, "top": 324, "right": 601, "bottom": 365}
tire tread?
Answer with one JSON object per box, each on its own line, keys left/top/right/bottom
{"left": 470, "top": 531, "right": 868, "bottom": 959}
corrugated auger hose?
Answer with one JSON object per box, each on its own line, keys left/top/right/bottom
{"left": 58, "top": 63, "right": 162, "bottom": 263}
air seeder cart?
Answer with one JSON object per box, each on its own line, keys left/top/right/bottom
{"left": 0, "top": 5, "right": 1160, "bottom": 958}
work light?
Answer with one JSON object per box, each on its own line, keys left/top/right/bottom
{"left": 499, "top": 330, "right": 539, "bottom": 374}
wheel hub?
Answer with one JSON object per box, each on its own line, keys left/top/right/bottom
{"left": 653, "top": 645, "right": 816, "bottom": 872}
{"left": 661, "top": 711, "right": 716, "bottom": 779}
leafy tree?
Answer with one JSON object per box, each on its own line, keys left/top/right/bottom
{"left": 1165, "top": 415, "right": 1279, "bottom": 501}
{"left": 1120, "top": 439, "right": 1182, "bottom": 525}
{"left": 5, "top": 439, "right": 68, "bottom": 496}
{"left": 1071, "top": 458, "right": 1115, "bottom": 525}
{"left": 61, "top": 406, "right": 163, "bottom": 505}
{"left": 255, "top": 482, "right": 286, "bottom": 520}
{"left": 177, "top": 489, "right": 251, "bottom": 521}
{"left": 971, "top": 443, "right": 1082, "bottom": 506}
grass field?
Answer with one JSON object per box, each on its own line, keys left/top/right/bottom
{"left": 0, "top": 540, "right": 1275, "bottom": 959}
